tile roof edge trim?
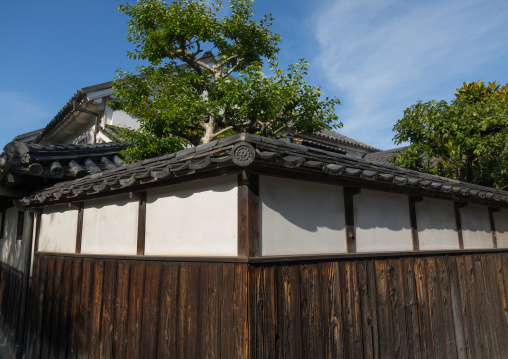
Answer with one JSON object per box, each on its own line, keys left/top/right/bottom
{"left": 21, "top": 133, "right": 508, "bottom": 206}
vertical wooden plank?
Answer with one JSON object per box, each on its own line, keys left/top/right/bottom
{"left": 32, "top": 256, "right": 48, "bottom": 359}
{"left": 401, "top": 257, "right": 421, "bottom": 359}
{"left": 100, "top": 260, "right": 116, "bottom": 359}
{"left": 455, "top": 202, "right": 465, "bottom": 249}
{"left": 472, "top": 255, "right": 498, "bottom": 358}
{"left": 238, "top": 172, "right": 259, "bottom": 257}
{"left": 321, "top": 261, "right": 345, "bottom": 359}
{"left": 126, "top": 262, "right": 145, "bottom": 359}
{"left": 278, "top": 264, "right": 301, "bottom": 358}
{"left": 220, "top": 264, "right": 234, "bottom": 358}
{"left": 41, "top": 256, "right": 56, "bottom": 359}
{"left": 462, "top": 256, "right": 484, "bottom": 358}
{"left": 494, "top": 253, "right": 508, "bottom": 356}
{"left": 435, "top": 256, "right": 459, "bottom": 359}
{"left": 253, "top": 265, "right": 276, "bottom": 359}
{"left": 75, "top": 204, "right": 84, "bottom": 254}
{"left": 90, "top": 260, "right": 104, "bottom": 359}
{"left": 357, "top": 261, "right": 374, "bottom": 359}
{"left": 409, "top": 196, "right": 420, "bottom": 250}
{"left": 136, "top": 192, "right": 147, "bottom": 255}
{"left": 374, "top": 260, "right": 395, "bottom": 358}
{"left": 425, "top": 257, "right": 446, "bottom": 357}
{"left": 78, "top": 259, "right": 93, "bottom": 359}
{"left": 234, "top": 263, "right": 249, "bottom": 358}
{"left": 177, "top": 264, "right": 199, "bottom": 359}
{"left": 413, "top": 257, "right": 434, "bottom": 359}
{"left": 455, "top": 256, "right": 480, "bottom": 358}
{"left": 25, "top": 256, "right": 40, "bottom": 359}
{"left": 67, "top": 258, "right": 82, "bottom": 359}
{"left": 300, "top": 264, "right": 324, "bottom": 358}
{"left": 341, "top": 261, "right": 363, "bottom": 358}
{"left": 448, "top": 256, "right": 468, "bottom": 359}
{"left": 344, "top": 187, "right": 358, "bottom": 253}
{"left": 481, "top": 254, "right": 508, "bottom": 358}
{"left": 113, "top": 261, "right": 130, "bottom": 359}
{"left": 386, "top": 259, "right": 409, "bottom": 359}
{"left": 158, "top": 264, "right": 179, "bottom": 359}
{"left": 205, "top": 263, "right": 221, "bottom": 359}
{"left": 140, "top": 263, "right": 162, "bottom": 358}
{"left": 57, "top": 258, "right": 73, "bottom": 359}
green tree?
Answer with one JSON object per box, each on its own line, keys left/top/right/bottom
{"left": 109, "top": 0, "right": 341, "bottom": 162}
{"left": 391, "top": 81, "right": 508, "bottom": 188}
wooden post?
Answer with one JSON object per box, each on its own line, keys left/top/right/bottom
{"left": 131, "top": 192, "right": 147, "bottom": 255}
{"left": 344, "top": 187, "right": 360, "bottom": 253}
{"left": 238, "top": 171, "right": 259, "bottom": 257}
{"left": 32, "top": 210, "right": 42, "bottom": 253}
{"left": 454, "top": 202, "right": 467, "bottom": 250}
{"left": 0, "top": 208, "right": 5, "bottom": 240}
{"left": 409, "top": 196, "right": 423, "bottom": 251}
{"left": 75, "top": 203, "right": 84, "bottom": 254}
{"left": 488, "top": 207, "right": 500, "bottom": 249}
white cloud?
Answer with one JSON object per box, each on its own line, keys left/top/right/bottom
{"left": 310, "top": 0, "right": 508, "bottom": 149}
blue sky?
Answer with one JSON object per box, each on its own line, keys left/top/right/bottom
{"left": 1, "top": 0, "right": 507, "bottom": 150}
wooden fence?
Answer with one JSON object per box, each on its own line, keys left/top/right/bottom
{"left": 1, "top": 252, "right": 508, "bottom": 358}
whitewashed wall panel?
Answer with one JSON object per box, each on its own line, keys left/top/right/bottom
{"left": 355, "top": 190, "right": 412, "bottom": 252}
{"left": 460, "top": 204, "right": 493, "bottom": 249}
{"left": 494, "top": 208, "right": 508, "bottom": 248}
{"left": 415, "top": 198, "right": 459, "bottom": 250}
{"left": 145, "top": 176, "right": 238, "bottom": 256}
{"left": 39, "top": 205, "right": 78, "bottom": 253}
{"left": 81, "top": 196, "right": 138, "bottom": 255}
{"left": 0, "top": 208, "right": 24, "bottom": 270}
{"left": 259, "top": 176, "right": 346, "bottom": 256}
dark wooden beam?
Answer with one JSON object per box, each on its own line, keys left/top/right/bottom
{"left": 409, "top": 196, "right": 420, "bottom": 251}
{"left": 136, "top": 192, "right": 147, "bottom": 255}
{"left": 454, "top": 202, "right": 466, "bottom": 249}
{"left": 34, "top": 212, "right": 41, "bottom": 252}
{"left": 238, "top": 171, "right": 259, "bottom": 257}
{"left": 0, "top": 209, "right": 5, "bottom": 240}
{"left": 75, "top": 203, "right": 84, "bottom": 254}
{"left": 344, "top": 187, "right": 360, "bottom": 253}
{"left": 489, "top": 207, "right": 500, "bottom": 249}
{"left": 16, "top": 211, "right": 25, "bottom": 241}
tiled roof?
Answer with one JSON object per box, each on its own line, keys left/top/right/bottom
{"left": 34, "top": 81, "right": 114, "bottom": 143}
{"left": 18, "top": 133, "right": 508, "bottom": 206}
{"left": 314, "top": 130, "right": 380, "bottom": 152}
{"left": 364, "top": 147, "right": 406, "bottom": 165}
{"left": 0, "top": 141, "right": 126, "bottom": 180}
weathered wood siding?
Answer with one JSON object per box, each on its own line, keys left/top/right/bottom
{"left": 1, "top": 252, "right": 508, "bottom": 358}
{"left": 24, "top": 256, "right": 249, "bottom": 359}
{"left": 250, "top": 253, "right": 508, "bottom": 359}
{"left": 0, "top": 262, "right": 22, "bottom": 343}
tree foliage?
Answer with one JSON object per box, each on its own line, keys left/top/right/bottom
{"left": 109, "top": 0, "right": 341, "bottom": 162}
{"left": 391, "top": 81, "right": 508, "bottom": 188}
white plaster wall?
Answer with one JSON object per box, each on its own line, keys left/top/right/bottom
{"left": 0, "top": 208, "right": 24, "bottom": 271}
{"left": 145, "top": 176, "right": 238, "bottom": 256}
{"left": 494, "top": 208, "right": 508, "bottom": 248}
{"left": 415, "top": 198, "right": 459, "bottom": 250}
{"left": 81, "top": 196, "right": 139, "bottom": 255}
{"left": 460, "top": 204, "right": 493, "bottom": 249}
{"left": 39, "top": 205, "right": 78, "bottom": 253}
{"left": 105, "top": 100, "right": 140, "bottom": 129}
{"left": 355, "top": 190, "right": 412, "bottom": 252}
{"left": 259, "top": 176, "right": 346, "bottom": 256}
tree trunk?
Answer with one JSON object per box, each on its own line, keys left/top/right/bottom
{"left": 201, "top": 115, "right": 216, "bottom": 144}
